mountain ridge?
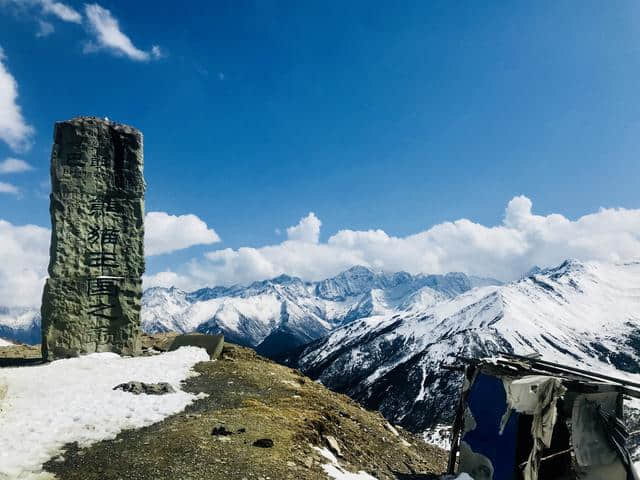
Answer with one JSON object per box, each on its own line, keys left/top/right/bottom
{"left": 0, "top": 266, "right": 500, "bottom": 357}
{"left": 287, "top": 259, "right": 640, "bottom": 432}
{"left": 146, "top": 266, "right": 500, "bottom": 356}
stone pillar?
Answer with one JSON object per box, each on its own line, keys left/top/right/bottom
{"left": 41, "top": 117, "right": 145, "bottom": 360}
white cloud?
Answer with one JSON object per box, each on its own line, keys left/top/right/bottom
{"left": 39, "top": 0, "right": 81, "bottom": 23}
{"left": 83, "top": 4, "right": 159, "bottom": 62}
{"left": 36, "top": 19, "right": 54, "bottom": 36}
{"left": 0, "top": 46, "right": 35, "bottom": 152}
{"left": 4, "top": 198, "right": 640, "bottom": 304}
{"left": 143, "top": 270, "right": 194, "bottom": 291}
{"left": 0, "top": 219, "right": 50, "bottom": 307}
{"left": 145, "top": 211, "right": 220, "bottom": 256}
{"left": 286, "top": 212, "right": 321, "bottom": 243}
{"left": 2, "top": 0, "right": 81, "bottom": 24}
{"left": 3, "top": 2, "right": 161, "bottom": 61}
{"left": 0, "top": 181, "right": 20, "bottom": 195}
{"left": 146, "top": 196, "right": 640, "bottom": 289}
{"left": 150, "top": 45, "right": 163, "bottom": 59}
{"left": 0, "top": 157, "right": 33, "bottom": 173}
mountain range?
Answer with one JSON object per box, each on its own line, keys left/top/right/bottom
{"left": 286, "top": 260, "right": 640, "bottom": 432}
{"left": 142, "top": 266, "right": 500, "bottom": 358}
{"left": 0, "top": 266, "right": 500, "bottom": 359}
{"left": 3, "top": 259, "right": 639, "bottom": 438}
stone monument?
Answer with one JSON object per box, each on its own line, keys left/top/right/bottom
{"left": 41, "top": 117, "right": 145, "bottom": 360}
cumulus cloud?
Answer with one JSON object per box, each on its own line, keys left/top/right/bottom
{"left": 0, "top": 157, "right": 33, "bottom": 173}
{"left": 0, "top": 46, "right": 35, "bottom": 152}
{"left": 0, "top": 182, "right": 19, "bottom": 195}
{"left": 146, "top": 196, "right": 640, "bottom": 289}
{"left": 0, "top": 219, "right": 50, "bottom": 307}
{"left": 4, "top": 197, "right": 640, "bottom": 303}
{"left": 286, "top": 212, "right": 321, "bottom": 243}
{"left": 144, "top": 211, "right": 220, "bottom": 256}
{"left": 83, "top": 4, "right": 160, "bottom": 62}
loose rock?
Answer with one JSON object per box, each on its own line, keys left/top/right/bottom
{"left": 212, "top": 426, "right": 234, "bottom": 436}
{"left": 113, "top": 381, "right": 175, "bottom": 395}
{"left": 323, "top": 435, "right": 343, "bottom": 457}
{"left": 253, "top": 438, "right": 274, "bottom": 448}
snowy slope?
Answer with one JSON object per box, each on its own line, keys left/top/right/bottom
{"left": 398, "top": 286, "right": 449, "bottom": 312}
{"left": 291, "top": 260, "right": 640, "bottom": 432}
{"left": 0, "top": 337, "right": 13, "bottom": 346}
{"left": 0, "top": 347, "right": 208, "bottom": 479}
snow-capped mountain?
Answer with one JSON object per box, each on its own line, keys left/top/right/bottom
{"left": 314, "top": 266, "right": 496, "bottom": 301}
{"left": 143, "top": 274, "right": 338, "bottom": 351}
{"left": 0, "top": 266, "right": 495, "bottom": 359}
{"left": 0, "top": 307, "right": 41, "bottom": 345}
{"left": 288, "top": 260, "right": 640, "bottom": 433}
{"left": 143, "top": 267, "right": 493, "bottom": 358}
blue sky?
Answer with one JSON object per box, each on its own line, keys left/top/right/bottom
{"left": 1, "top": 1, "right": 640, "bottom": 303}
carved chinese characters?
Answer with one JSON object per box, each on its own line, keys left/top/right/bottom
{"left": 41, "top": 117, "right": 145, "bottom": 360}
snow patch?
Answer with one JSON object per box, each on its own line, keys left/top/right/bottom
{"left": 313, "top": 446, "right": 379, "bottom": 480}
{"left": 0, "top": 347, "right": 209, "bottom": 479}
{"left": 423, "top": 424, "right": 452, "bottom": 450}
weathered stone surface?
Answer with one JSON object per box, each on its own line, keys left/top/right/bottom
{"left": 42, "top": 277, "right": 142, "bottom": 357}
{"left": 41, "top": 117, "right": 145, "bottom": 360}
{"left": 323, "top": 435, "right": 343, "bottom": 457}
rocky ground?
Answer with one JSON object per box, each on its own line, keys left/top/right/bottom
{"left": 0, "top": 336, "right": 448, "bottom": 479}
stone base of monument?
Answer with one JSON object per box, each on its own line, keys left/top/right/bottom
{"left": 41, "top": 277, "right": 142, "bottom": 360}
